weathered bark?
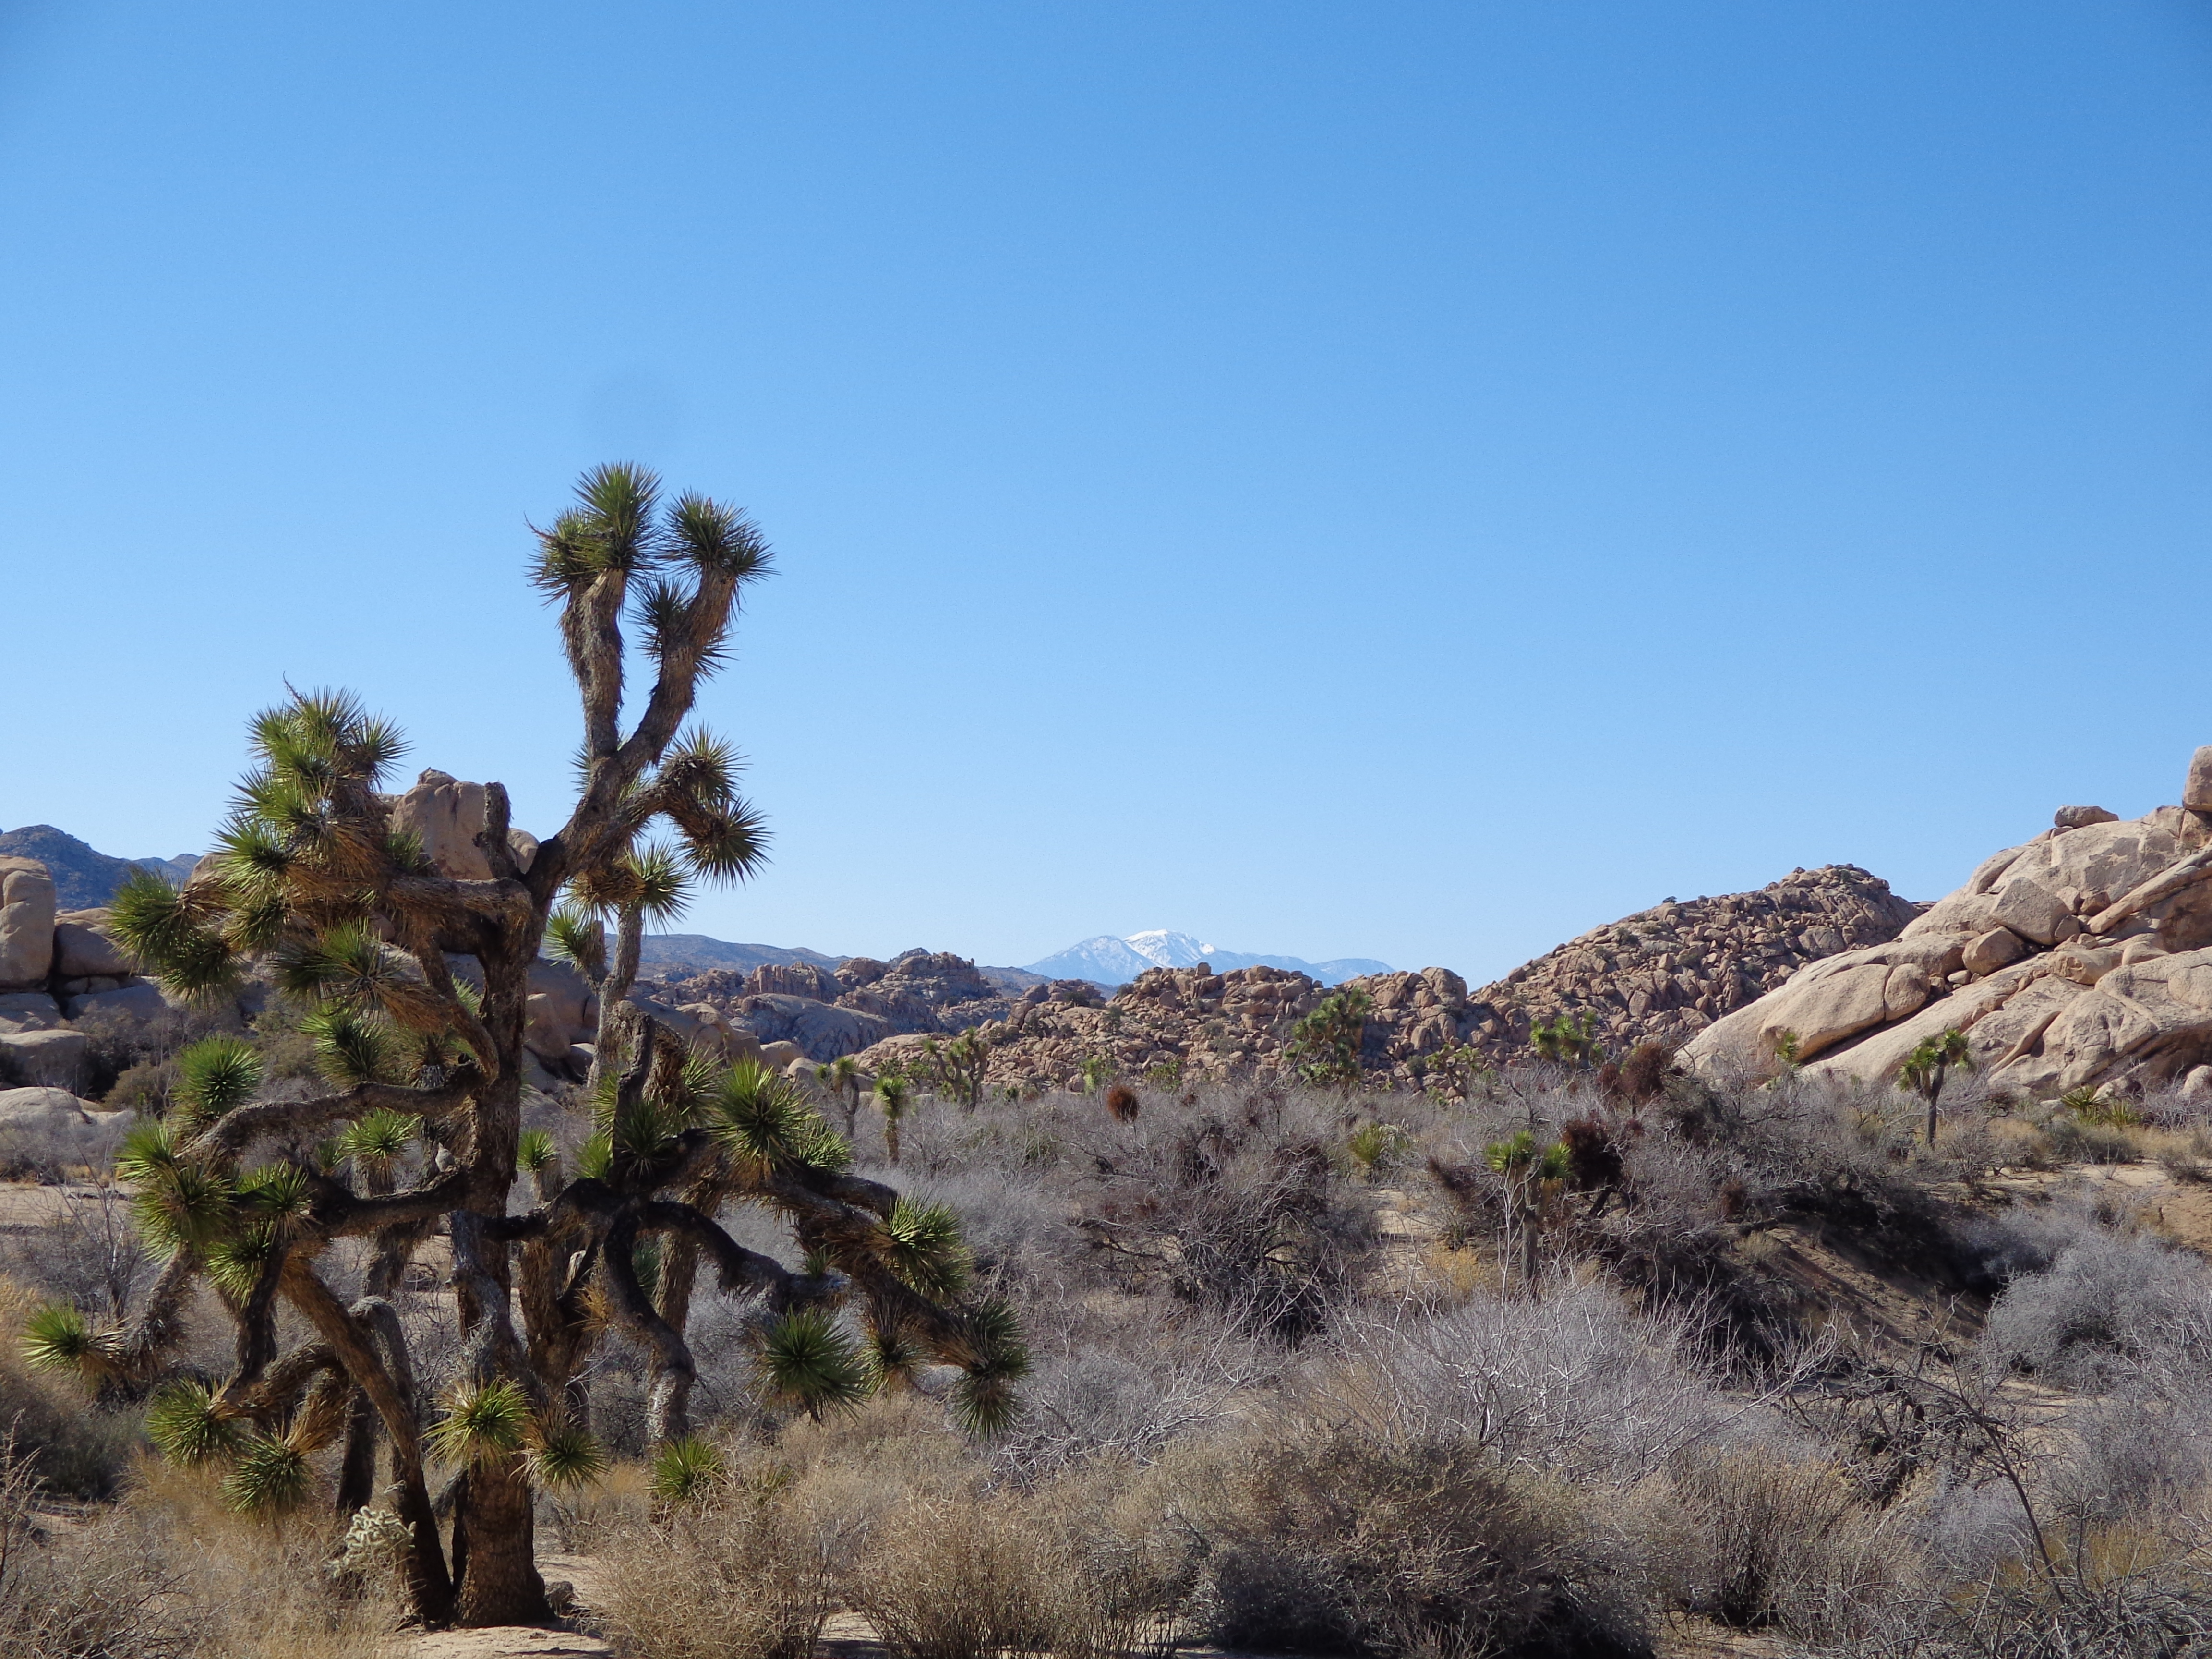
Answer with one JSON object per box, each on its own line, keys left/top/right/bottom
{"left": 335, "top": 1389, "right": 379, "bottom": 1517}
{"left": 282, "top": 1262, "right": 452, "bottom": 1626}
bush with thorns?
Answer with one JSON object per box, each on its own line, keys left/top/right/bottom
{"left": 16, "top": 465, "right": 1024, "bottom": 1629}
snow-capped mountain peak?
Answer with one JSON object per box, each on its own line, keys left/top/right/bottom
{"left": 1025, "top": 930, "right": 1391, "bottom": 988}
{"left": 1121, "top": 930, "right": 1214, "bottom": 969}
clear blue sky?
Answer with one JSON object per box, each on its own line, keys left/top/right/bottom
{"left": 3, "top": 3, "right": 2210, "bottom": 981}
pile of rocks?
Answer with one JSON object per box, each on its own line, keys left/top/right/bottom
{"left": 663, "top": 949, "right": 1015, "bottom": 1064}
{"left": 868, "top": 963, "right": 1434, "bottom": 1094}
{"left": 1686, "top": 751, "right": 2212, "bottom": 1099}
{"left": 1466, "top": 865, "right": 1923, "bottom": 1062}
{"left": 0, "top": 854, "right": 180, "bottom": 1093}
{"left": 841, "top": 866, "right": 1925, "bottom": 1094}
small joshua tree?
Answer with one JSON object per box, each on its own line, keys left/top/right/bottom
{"left": 1419, "top": 1039, "right": 1492, "bottom": 1101}
{"left": 1484, "top": 1130, "right": 1570, "bottom": 1292}
{"left": 929, "top": 1029, "right": 991, "bottom": 1111}
{"left": 1529, "top": 1011, "right": 1602, "bottom": 1069}
{"left": 874, "top": 1070, "right": 913, "bottom": 1166}
{"left": 815, "top": 1054, "right": 865, "bottom": 1139}
{"left": 1900, "top": 1028, "right": 1973, "bottom": 1145}
{"left": 22, "top": 467, "right": 1024, "bottom": 1629}
{"left": 1285, "top": 986, "right": 1372, "bottom": 1090}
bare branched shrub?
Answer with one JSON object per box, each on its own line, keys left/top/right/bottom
{"left": 1325, "top": 1281, "right": 1756, "bottom": 1489}
{"left": 1655, "top": 1445, "right": 1893, "bottom": 1637}
{"left": 992, "top": 1321, "right": 1270, "bottom": 1480}
{"left": 1168, "top": 1420, "right": 1646, "bottom": 1659}
{"left": 0, "top": 1449, "right": 399, "bottom": 1659}
{"left": 1979, "top": 1233, "right": 2210, "bottom": 1387}
{"left": 852, "top": 1491, "right": 1058, "bottom": 1659}
{"left": 595, "top": 1466, "right": 844, "bottom": 1659}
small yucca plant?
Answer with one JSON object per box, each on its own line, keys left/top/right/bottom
{"left": 649, "top": 1435, "right": 727, "bottom": 1505}
{"left": 1346, "top": 1120, "right": 1413, "bottom": 1178}
{"left": 525, "top": 1418, "right": 607, "bottom": 1491}
{"left": 516, "top": 1129, "right": 558, "bottom": 1173}
{"left": 20, "top": 1303, "right": 94, "bottom": 1375}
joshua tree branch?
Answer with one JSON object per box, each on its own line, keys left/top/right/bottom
{"left": 191, "top": 1082, "right": 471, "bottom": 1161}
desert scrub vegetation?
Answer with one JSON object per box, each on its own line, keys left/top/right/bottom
{"left": 12, "top": 1044, "right": 2212, "bottom": 1652}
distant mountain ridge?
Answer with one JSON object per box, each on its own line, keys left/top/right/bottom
{"left": 637, "top": 935, "right": 845, "bottom": 977}
{"left": 1026, "top": 929, "right": 1390, "bottom": 988}
{"left": 0, "top": 825, "right": 199, "bottom": 910}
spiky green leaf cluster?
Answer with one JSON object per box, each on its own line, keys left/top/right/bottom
{"left": 863, "top": 1322, "right": 927, "bottom": 1392}
{"left": 221, "top": 1431, "right": 316, "bottom": 1515}
{"left": 1483, "top": 1130, "right": 1570, "bottom": 1183}
{"left": 427, "top": 1378, "right": 531, "bottom": 1467}
{"left": 544, "top": 904, "right": 607, "bottom": 980}
{"left": 516, "top": 1129, "right": 558, "bottom": 1174}
{"left": 757, "top": 1308, "right": 870, "bottom": 1421}
{"left": 950, "top": 1298, "right": 1030, "bottom": 1439}
{"left": 526, "top": 1419, "right": 607, "bottom": 1491}
{"left": 301, "top": 1004, "right": 399, "bottom": 1086}
{"left": 20, "top": 1303, "right": 94, "bottom": 1375}
{"left": 130, "top": 1156, "right": 236, "bottom": 1256}
{"left": 648, "top": 1435, "right": 728, "bottom": 1505}
{"left": 146, "top": 1381, "right": 248, "bottom": 1466}
{"left": 571, "top": 843, "right": 695, "bottom": 926}
{"left": 335, "top": 1109, "right": 420, "bottom": 1176}
{"left": 574, "top": 1130, "right": 615, "bottom": 1183}
{"left": 120, "top": 691, "right": 417, "bottom": 1007}
{"left": 172, "top": 1036, "right": 264, "bottom": 1130}
{"left": 879, "top": 1199, "right": 971, "bottom": 1298}
{"left": 237, "top": 1162, "right": 313, "bottom": 1222}
{"left": 709, "top": 1062, "right": 850, "bottom": 1176}
{"left": 204, "top": 1224, "right": 280, "bottom": 1300}
{"left": 106, "top": 868, "right": 242, "bottom": 1003}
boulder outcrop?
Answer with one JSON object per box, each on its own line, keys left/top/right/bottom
{"left": 0, "top": 1028, "right": 90, "bottom": 1093}
{"left": 0, "top": 858, "right": 58, "bottom": 988}
{"left": 1685, "top": 749, "right": 2212, "bottom": 1098}
{"left": 657, "top": 948, "right": 1014, "bottom": 1061}
{"left": 1460, "top": 865, "right": 1922, "bottom": 1062}
{"left": 0, "top": 1086, "right": 96, "bottom": 1129}
{"left": 388, "top": 770, "right": 538, "bottom": 880}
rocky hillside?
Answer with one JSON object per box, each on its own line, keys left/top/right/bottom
{"left": 1468, "top": 864, "right": 1922, "bottom": 1058}
{"left": 1688, "top": 750, "right": 2212, "bottom": 1100}
{"left": 0, "top": 826, "right": 196, "bottom": 910}
{"left": 638, "top": 935, "right": 844, "bottom": 977}
{"left": 839, "top": 863, "right": 1923, "bottom": 1092}
{"left": 657, "top": 950, "right": 1021, "bottom": 1062}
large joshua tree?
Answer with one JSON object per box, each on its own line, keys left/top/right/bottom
{"left": 23, "top": 466, "right": 1023, "bottom": 1629}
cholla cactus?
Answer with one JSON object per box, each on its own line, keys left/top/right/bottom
{"left": 26, "top": 467, "right": 1023, "bottom": 1631}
